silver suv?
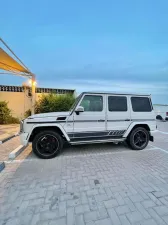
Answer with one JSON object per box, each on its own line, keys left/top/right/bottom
{"left": 20, "top": 92, "right": 156, "bottom": 159}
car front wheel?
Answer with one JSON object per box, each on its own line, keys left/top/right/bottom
{"left": 32, "top": 130, "right": 63, "bottom": 159}
{"left": 128, "top": 127, "right": 149, "bottom": 150}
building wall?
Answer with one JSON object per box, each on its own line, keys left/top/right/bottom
{"left": 0, "top": 91, "right": 30, "bottom": 119}
{"left": 0, "top": 85, "right": 75, "bottom": 119}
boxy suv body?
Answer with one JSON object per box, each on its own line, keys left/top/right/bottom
{"left": 20, "top": 92, "right": 156, "bottom": 159}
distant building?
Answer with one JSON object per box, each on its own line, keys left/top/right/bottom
{"left": 0, "top": 85, "right": 75, "bottom": 119}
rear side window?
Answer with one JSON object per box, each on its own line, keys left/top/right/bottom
{"left": 108, "top": 96, "right": 127, "bottom": 111}
{"left": 131, "top": 97, "right": 152, "bottom": 112}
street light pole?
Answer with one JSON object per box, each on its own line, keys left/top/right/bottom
{"left": 31, "top": 74, "right": 36, "bottom": 115}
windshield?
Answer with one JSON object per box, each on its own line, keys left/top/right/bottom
{"left": 70, "top": 93, "right": 83, "bottom": 112}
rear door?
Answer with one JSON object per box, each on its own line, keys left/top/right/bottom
{"left": 106, "top": 95, "right": 131, "bottom": 136}
{"left": 130, "top": 96, "right": 156, "bottom": 129}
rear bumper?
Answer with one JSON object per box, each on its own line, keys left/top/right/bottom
{"left": 20, "top": 133, "right": 29, "bottom": 146}
{"left": 149, "top": 130, "right": 156, "bottom": 142}
{"left": 149, "top": 135, "right": 154, "bottom": 142}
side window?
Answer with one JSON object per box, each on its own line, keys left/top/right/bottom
{"left": 108, "top": 96, "right": 127, "bottom": 111}
{"left": 80, "top": 95, "right": 103, "bottom": 111}
{"left": 131, "top": 97, "right": 152, "bottom": 112}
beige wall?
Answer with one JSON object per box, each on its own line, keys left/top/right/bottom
{"left": 0, "top": 91, "right": 30, "bottom": 119}
{"left": 0, "top": 85, "right": 76, "bottom": 119}
{"left": 0, "top": 91, "right": 49, "bottom": 119}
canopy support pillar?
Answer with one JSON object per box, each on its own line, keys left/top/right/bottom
{"left": 31, "top": 74, "right": 36, "bottom": 115}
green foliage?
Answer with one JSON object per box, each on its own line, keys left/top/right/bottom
{"left": 24, "top": 109, "right": 31, "bottom": 118}
{"left": 0, "top": 101, "right": 19, "bottom": 124}
{"left": 35, "top": 94, "right": 75, "bottom": 114}
{"left": 7, "top": 116, "right": 20, "bottom": 124}
{"left": 0, "top": 101, "right": 11, "bottom": 124}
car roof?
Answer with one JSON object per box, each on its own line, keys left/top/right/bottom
{"left": 82, "top": 91, "right": 151, "bottom": 96}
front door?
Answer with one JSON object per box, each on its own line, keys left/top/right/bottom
{"left": 72, "top": 94, "right": 106, "bottom": 139}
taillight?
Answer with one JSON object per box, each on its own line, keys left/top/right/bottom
{"left": 166, "top": 112, "right": 168, "bottom": 116}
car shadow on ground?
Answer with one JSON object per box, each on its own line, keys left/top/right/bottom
{"left": 24, "top": 141, "right": 131, "bottom": 160}
{"left": 61, "top": 141, "right": 130, "bottom": 155}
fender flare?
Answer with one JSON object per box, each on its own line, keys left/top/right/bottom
{"left": 123, "top": 122, "right": 150, "bottom": 138}
{"left": 28, "top": 124, "right": 70, "bottom": 141}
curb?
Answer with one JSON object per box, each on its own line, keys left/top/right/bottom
{"left": 0, "top": 161, "right": 5, "bottom": 172}
{"left": 0, "top": 133, "right": 19, "bottom": 145}
{"left": 9, "top": 144, "right": 27, "bottom": 160}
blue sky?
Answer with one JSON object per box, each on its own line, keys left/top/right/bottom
{"left": 0, "top": 0, "right": 168, "bottom": 103}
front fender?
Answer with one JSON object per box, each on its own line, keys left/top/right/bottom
{"left": 28, "top": 124, "right": 70, "bottom": 141}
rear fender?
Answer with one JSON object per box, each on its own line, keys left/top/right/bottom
{"left": 123, "top": 122, "right": 153, "bottom": 138}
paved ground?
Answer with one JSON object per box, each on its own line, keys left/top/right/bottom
{"left": 0, "top": 124, "right": 19, "bottom": 141}
{"left": 151, "top": 122, "right": 168, "bottom": 152}
{"left": 157, "top": 121, "right": 168, "bottom": 133}
{"left": 0, "top": 136, "right": 21, "bottom": 161}
{"left": 0, "top": 122, "right": 168, "bottom": 225}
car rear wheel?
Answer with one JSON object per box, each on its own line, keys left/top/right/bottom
{"left": 128, "top": 127, "right": 149, "bottom": 150}
{"left": 32, "top": 130, "right": 63, "bottom": 159}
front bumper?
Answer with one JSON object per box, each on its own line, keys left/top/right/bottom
{"left": 20, "top": 132, "right": 29, "bottom": 146}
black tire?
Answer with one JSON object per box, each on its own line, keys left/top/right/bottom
{"left": 128, "top": 127, "right": 149, "bottom": 150}
{"left": 32, "top": 130, "right": 63, "bottom": 159}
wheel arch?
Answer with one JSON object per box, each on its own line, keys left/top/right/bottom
{"left": 28, "top": 124, "right": 70, "bottom": 142}
{"left": 123, "top": 123, "right": 150, "bottom": 138}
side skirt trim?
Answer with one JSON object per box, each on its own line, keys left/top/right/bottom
{"left": 70, "top": 135, "right": 124, "bottom": 142}
{"left": 70, "top": 138, "right": 126, "bottom": 145}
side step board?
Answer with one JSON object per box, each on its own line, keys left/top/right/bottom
{"left": 70, "top": 138, "right": 126, "bottom": 145}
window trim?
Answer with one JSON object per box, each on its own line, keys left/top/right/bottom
{"left": 108, "top": 96, "right": 128, "bottom": 112}
{"left": 79, "top": 94, "right": 104, "bottom": 112}
{"left": 149, "top": 98, "right": 153, "bottom": 110}
{"left": 131, "top": 96, "right": 152, "bottom": 112}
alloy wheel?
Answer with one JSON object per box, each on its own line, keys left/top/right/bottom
{"left": 36, "top": 134, "right": 59, "bottom": 156}
{"left": 133, "top": 130, "right": 147, "bottom": 148}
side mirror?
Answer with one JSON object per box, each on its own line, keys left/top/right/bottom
{"left": 75, "top": 106, "right": 84, "bottom": 115}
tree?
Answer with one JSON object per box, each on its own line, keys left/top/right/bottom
{"left": 35, "top": 93, "right": 75, "bottom": 114}
{"left": 0, "top": 101, "right": 19, "bottom": 124}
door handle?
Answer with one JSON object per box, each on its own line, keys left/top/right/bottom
{"left": 98, "top": 119, "right": 105, "bottom": 122}
{"left": 125, "top": 119, "right": 130, "bottom": 121}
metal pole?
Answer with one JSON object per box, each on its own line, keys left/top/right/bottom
{"left": 0, "top": 38, "right": 31, "bottom": 72}
{"left": 31, "top": 74, "right": 36, "bottom": 115}
{"left": 0, "top": 38, "right": 36, "bottom": 115}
